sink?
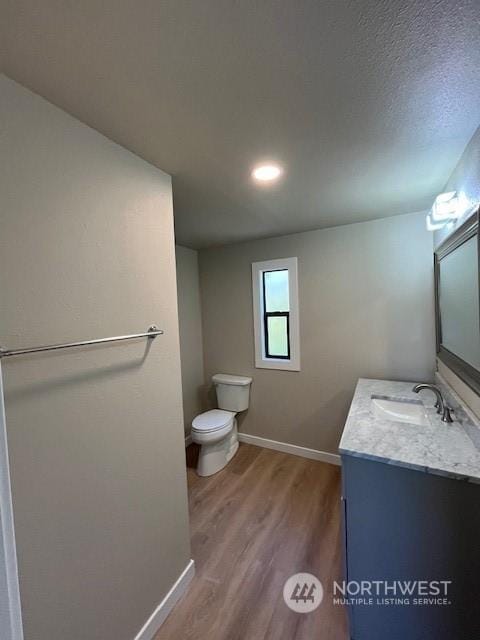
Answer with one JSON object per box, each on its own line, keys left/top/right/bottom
{"left": 371, "top": 395, "right": 430, "bottom": 426}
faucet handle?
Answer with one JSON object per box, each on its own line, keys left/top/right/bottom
{"left": 442, "top": 407, "right": 454, "bottom": 423}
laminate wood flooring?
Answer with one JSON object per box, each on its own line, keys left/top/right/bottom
{"left": 154, "top": 443, "right": 349, "bottom": 640}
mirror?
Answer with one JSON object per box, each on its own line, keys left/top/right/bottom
{"left": 435, "top": 210, "right": 480, "bottom": 393}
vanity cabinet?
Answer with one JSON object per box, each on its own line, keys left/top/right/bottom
{"left": 341, "top": 454, "right": 480, "bottom": 640}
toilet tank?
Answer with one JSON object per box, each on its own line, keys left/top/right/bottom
{"left": 212, "top": 373, "right": 252, "bottom": 412}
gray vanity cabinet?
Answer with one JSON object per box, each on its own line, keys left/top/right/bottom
{"left": 341, "top": 454, "right": 480, "bottom": 640}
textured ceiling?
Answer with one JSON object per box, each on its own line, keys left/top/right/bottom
{"left": 3, "top": 1, "right": 480, "bottom": 248}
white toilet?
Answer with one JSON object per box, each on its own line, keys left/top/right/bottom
{"left": 191, "top": 373, "right": 252, "bottom": 476}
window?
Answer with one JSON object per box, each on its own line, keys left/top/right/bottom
{"left": 252, "top": 257, "right": 300, "bottom": 371}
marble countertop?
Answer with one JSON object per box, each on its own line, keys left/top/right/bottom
{"left": 339, "top": 378, "right": 480, "bottom": 483}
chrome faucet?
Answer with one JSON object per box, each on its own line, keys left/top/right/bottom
{"left": 412, "top": 383, "right": 453, "bottom": 423}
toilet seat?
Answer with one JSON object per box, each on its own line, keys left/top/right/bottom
{"left": 192, "top": 409, "right": 235, "bottom": 433}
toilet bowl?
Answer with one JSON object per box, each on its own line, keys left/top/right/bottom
{"left": 191, "top": 409, "right": 238, "bottom": 476}
{"left": 191, "top": 373, "right": 252, "bottom": 476}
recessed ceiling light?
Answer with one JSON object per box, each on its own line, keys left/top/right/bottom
{"left": 252, "top": 164, "right": 283, "bottom": 182}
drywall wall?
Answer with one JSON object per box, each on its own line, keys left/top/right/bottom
{"left": 199, "top": 212, "right": 435, "bottom": 453}
{"left": 175, "top": 246, "right": 205, "bottom": 435}
{"left": 433, "top": 126, "right": 480, "bottom": 417}
{"left": 0, "top": 75, "right": 191, "bottom": 640}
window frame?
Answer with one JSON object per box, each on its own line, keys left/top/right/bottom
{"left": 252, "top": 257, "right": 300, "bottom": 371}
{"left": 262, "top": 269, "right": 291, "bottom": 360}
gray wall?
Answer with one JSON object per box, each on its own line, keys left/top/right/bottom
{"left": 199, "top": 212, "right": 435, "bottom": 453}
{"left": 0, "top": 75, "right": 191, "bottom": 640}
{"left": 175, "top": 246, "right": 205, "bottom": 435}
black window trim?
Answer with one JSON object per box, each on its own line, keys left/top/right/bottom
{"left": 262, "top": 269, "right": 291, "bottom": 360}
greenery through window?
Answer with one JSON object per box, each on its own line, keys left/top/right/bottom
{"left": 262, "top": 269, "right": 290, "bottom": 358}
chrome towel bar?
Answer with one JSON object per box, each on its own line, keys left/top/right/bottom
{"left": 0, "top": 325, "right": 163, "bottom": 359}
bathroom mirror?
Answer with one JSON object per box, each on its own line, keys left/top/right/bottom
{"left": 435, "top": 209, "right": 480, "bottom": 393}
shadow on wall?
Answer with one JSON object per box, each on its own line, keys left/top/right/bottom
{"left": 235, "top": 411, "right": 249, "bottom": 434}
{"left": 204, "top": 382, "right": 216, "bottom": 410}
{"left": 195, "top": 384, "right": 206, "bottom": 415}
{"left": 4, "top": 341, "right": 153, "bottom": 402}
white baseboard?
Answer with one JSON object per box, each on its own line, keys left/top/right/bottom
{"left": 184, "top": 433, "right": 192, "bottom": 447}
{"left": 238, "top": 432, "right": 341, "bottom": 466}
{"left": 134, "top": 559, "right": 195, "bottom": 640}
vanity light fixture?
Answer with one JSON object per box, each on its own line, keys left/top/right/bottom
{"left": 425, "top": 190, "right": 477, "bottom": 231}
{"left": 431, "top": 191, "right": 459, "bottom": 222}
{"left": 426, "top": 213, "right": 446, "bottom": 231}
{"left": 252, "top": 164, "right": 283, "bottom": 183}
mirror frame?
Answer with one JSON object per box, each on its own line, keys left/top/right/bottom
{"left": 434, "top": 207, "right": 480, "bottom": 395}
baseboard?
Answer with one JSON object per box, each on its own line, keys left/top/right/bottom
{"left": 133, "top": 559, "right": 195, "bottom": 640}
{"left": 238, "top": 432, "right": 341, "bottom": 466}
{"left": 184, "top": 433, "right": 192, "bottom": 447}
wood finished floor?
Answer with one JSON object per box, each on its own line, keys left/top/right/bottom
{"left": 155, "top": 443, "right": 349, "bottom": 640}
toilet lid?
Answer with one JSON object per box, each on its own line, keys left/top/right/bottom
{"left": 192, "top": 409, "right": 235, "bottom": 432}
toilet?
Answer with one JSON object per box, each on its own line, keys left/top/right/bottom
{"left": 191, "top": 373, "right": 252, "bottom": 476}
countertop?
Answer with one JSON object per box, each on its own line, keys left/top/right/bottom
{"left": 339, "top": 378, "right": 480, "bottom": 483}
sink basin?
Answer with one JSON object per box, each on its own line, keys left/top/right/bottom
{"left": 371, "top": 396, "right": 430, "bottom": 426}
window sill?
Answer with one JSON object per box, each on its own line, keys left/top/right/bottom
{"left": 255, "top": 358, "right": 300, "bottom": 372}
